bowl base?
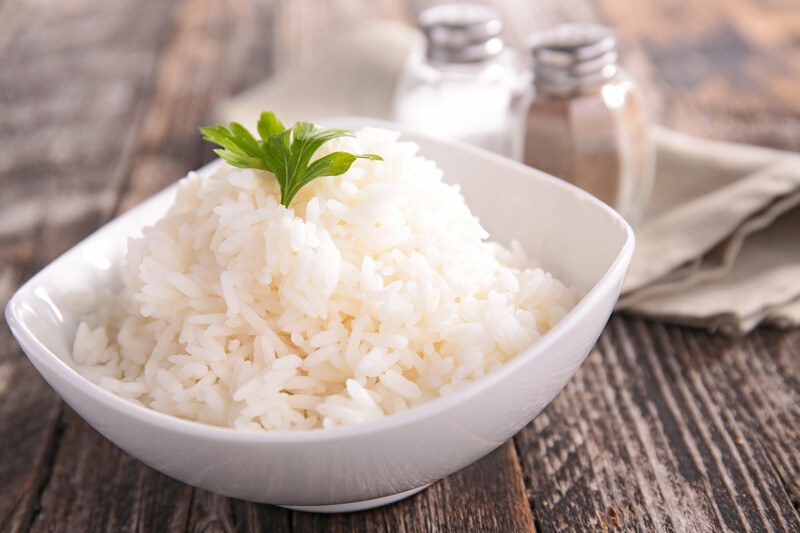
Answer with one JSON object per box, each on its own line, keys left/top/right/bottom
{"left": 280, "top": 484, "right": 432, "bottom": 513}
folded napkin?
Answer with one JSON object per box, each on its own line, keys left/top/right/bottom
{"left": 217, "top": 21, "right": 800, "bottom": 334}
{"left": 618, "top": 130, "right": 800, "bottom": 333}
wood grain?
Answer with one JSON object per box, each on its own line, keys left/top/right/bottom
{"left": 292, "top": 443, "right": 534, "bottom": 533}
{"left": 515, "top": 318, "right": 800, "bottom": 532}
{"left": 1, "top": 0, "right": 799, "bottom": 531}
{"left": 597, "top": 0, "right": 800, "bottom": 151}
{"left": 0, "top": 0, "right": 175, "bottom": 530}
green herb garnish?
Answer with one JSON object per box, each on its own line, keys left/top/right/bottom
{"left": 200, "top": 111, "right": 382, "bottom": 207}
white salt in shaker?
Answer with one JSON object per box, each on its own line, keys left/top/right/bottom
{"left": 392, "top": 3, "right": 519, "bottom": 156}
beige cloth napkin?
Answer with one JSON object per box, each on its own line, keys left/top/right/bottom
{"left": 217, "top": 22, "right": 800, "bottom": 334}
{"left": 619, "top": 130, "right": 800, "bottom": 333}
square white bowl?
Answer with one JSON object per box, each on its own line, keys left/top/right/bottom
{"left": 6, "top": 118, "right": 633, "bottom": 512}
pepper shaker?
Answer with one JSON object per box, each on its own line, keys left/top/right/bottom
{"left": 521, "top": 24, "right": 654, "bottom": 223}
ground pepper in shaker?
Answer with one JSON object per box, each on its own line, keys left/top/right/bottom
{"left": 392, "top": 3, "right": 519, "bottom": 156}
{"left": 522, "top": 24, "right": 654, "bottom": 224}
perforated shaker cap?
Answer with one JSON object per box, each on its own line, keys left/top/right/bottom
{"left": 530, "top": 23, "right": 619, "bottom": 92}
{"left": 418, "top": 3, "right": 504, "bottom": 64}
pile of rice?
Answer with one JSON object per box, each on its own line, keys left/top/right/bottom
{"left": 72, "top": 127, "right": 577, "bottom": 431}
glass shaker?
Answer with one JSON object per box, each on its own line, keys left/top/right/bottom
{"left": 392, "top": 3, "right": 519, "bottom": 156}
{"left": 521, "top": 24, "right": 654, "bottom": 223}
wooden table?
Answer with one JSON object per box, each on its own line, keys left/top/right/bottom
{"left": 1, "top": 0, "right": 798, "bottom": 531}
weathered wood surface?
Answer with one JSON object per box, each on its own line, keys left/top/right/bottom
{"left": 1, "top": 0, "right": 798, "bottom": 531}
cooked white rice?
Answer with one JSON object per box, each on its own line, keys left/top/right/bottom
{"left": 71, "top": 127, "right": 577, "bottom": 431}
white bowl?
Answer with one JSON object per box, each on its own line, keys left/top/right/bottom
{"left": 5, "top": 118, "right": 633, "bottom": 512}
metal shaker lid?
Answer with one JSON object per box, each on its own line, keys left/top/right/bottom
{"left": 418, "top": 3, "right": 504, "bottom": 64}
{"left": 530, "top": 24, "right": 619, "bottom": 93}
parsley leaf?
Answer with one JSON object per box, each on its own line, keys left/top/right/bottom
{"left": 200, "top": 112, "right": 382, "bottom": 207}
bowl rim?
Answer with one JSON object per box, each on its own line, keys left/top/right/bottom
{"left": 5, "top": 118, "right": 634, "bottom": 444}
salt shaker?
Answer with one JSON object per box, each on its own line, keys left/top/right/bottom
{"left": 392, "top": 3, "right": 519, "bottom": 156}
{"left": 521, "top": 24, "right": 654, "bottom": 223}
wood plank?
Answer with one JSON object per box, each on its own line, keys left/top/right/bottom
{"left": 515, "top": 317, "right": 800, "bottom": 532}
{"left": 185, "top": 492, "right": 238, "bottom": 533}
{"left": 228, "top": 499, "right": 292, "bottom": 533}
{"left": 29, "top": 409, "right": 186, "bottom": 532}
{"left": 671, "top": 326, "right": 800, "bottom": 528}
{"left": 0, "top": 323, "right": 62, "bottom": 533}
{"left": 291, "top": 442, "right": 534, "bottom": 533}
{"left": 597, "top": 0, "right": 800, "bottom": 151}
{"left": 0, "top": 0, "right": 176, "bottom": 530}
{"left": 117, "top": 0, "right": 276, "bottom": 214}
